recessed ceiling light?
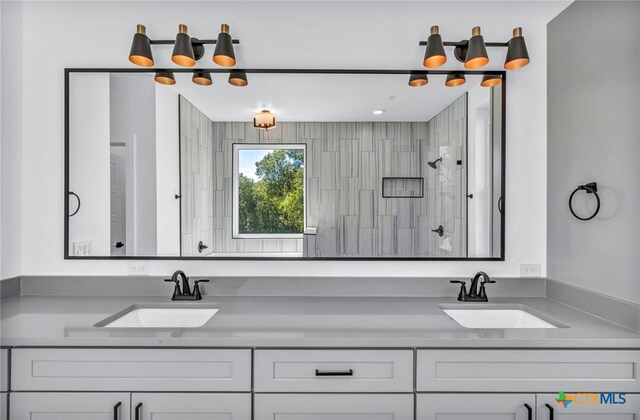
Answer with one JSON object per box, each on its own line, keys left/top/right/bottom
{"left": 372, "top": 110, "right": 385, "bottom": 115}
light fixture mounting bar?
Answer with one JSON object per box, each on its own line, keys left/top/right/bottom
{"left": 150, "top": 39, "right": 240, "bottom": 45}
{"left": 419, "top": 40, "right": 507, "bottom": 47}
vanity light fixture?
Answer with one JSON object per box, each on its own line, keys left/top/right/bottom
{"left": 464, "top": 26, "right": 489, "bottom": 69}
{"left": 504, "top": 27, "right": 530, "bottom": 70}
{"left": 408, "top": 71, "right": 428, "bottom": 87}
{"left": 481, "top": 74, "right": 502, "bottom": 87}
{"left": 423, "top": 26, "right": 447, "bottom": 68}
{"left": 172, "top": 24, "right": 196, "bottom": 67}
{"left": 128, "top": 24, "right": 154, "bottom": 67}
{"left": 228, "top": 70, "right": 248, "bottom": 86}
{"left": 445, "top": 73, "right": 466, "bottom": 87}
{"left": 254, "top": 110, "right": 276, "bottom": 130}
{"left": 154, "top": 71, "right": 176, "bottom": 85}
{"left": 192, "top": 71, "right": 213, "bottom": 86}
{"left": 213, "top": 24, "right": 237, "bottom": 67}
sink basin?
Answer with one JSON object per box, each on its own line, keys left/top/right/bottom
{"left": 95, "top": 304, "right": 219, "bottom": 328}
{"left": 442, "top": 305, "right": 561, "bottom": 329}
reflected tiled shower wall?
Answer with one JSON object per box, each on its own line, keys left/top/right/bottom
{"left": 181, "top": 95, "right": 468, "bottom": 257}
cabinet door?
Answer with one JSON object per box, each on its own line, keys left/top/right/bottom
{"left": 417, "top": 393, "right": 535, "bottom": 420}
{"left": 131, "top": 393, "right": 251, "bottom": 420}
{"left": 11, "top": 392, "right": 131, "bottom": 420}
{"left": 255, "top": 394, "right": 414, "bottom": 420}
{"left": 537, "top": 394, "right": 640, "bottom": 419}
{"left": 1, "top": 392, "right": 6, "bottom": 420}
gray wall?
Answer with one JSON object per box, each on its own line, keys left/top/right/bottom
{"left": 547, "top": 1, "right": 640, "bottom": 304}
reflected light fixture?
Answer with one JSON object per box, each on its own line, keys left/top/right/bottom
{"left": 481, "top": 74, "right": 502, "bottom": 87}
{"left": 192, "top": 71, "right": 213, "bottom": 86}
{"left": 254, "top": 110, "right": 276, "bottom": 130}
{"left": 408, "top": 72, "right": 428, "bottom": 87}
{"left": 154, "top": 71, "right": 176, "bottom": 85}
{"left": 171, "top": 24, "right": 196, "bottom": 67}
{"left": 372, "top": 109, "right": 385, "bottom": 115}
{"left": 445, "top": 73, "right": 466, "bottom": 87}
{"left": 464, "top": 26, "right": 489, "bottom": 69}
{"left": 228, "top": 70, "right": 248, "bottom": 86}
{"left": 213, "top": 24, "right": 237, "bottom": 67}
{"left": 128, "top": 24, "right": 154, "bottom": 67}
{"left": 423, "top": 26, "right": 447, "bottom": 68}
{"left": 504, "top": 27, "right": 530, "bottom": 70}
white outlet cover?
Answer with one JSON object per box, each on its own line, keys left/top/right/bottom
{"left": 127, "top": 262, "right": 150, "bottom": 276}
{"left": 519, "top": 263, "right": 541, "bottom": 278}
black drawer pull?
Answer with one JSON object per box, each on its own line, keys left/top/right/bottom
{"left": 524, "top": 403, "right": 532, "bottom": 420}
{"left": 113, "top": 402, "right": 122, "bottom": 420}
{"left": 545, "top": 403, "right": 554, "bottom": 420}
{"left": 315, "top": 369, "right": 353, "bottom": 376}
{"left": 135, "top": 403, "right": 143, "bottom": 420}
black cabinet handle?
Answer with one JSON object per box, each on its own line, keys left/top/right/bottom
{"left": 68, "top": 191, "right": 81, "bottom": 217}
{"left": 113, "top": 402, "right": 121, "bottom": 420}
{"left": 524, "top": 403, "right": 532, "bottom": 420}
{"left": 315, "top": 369, "right": 353, "bottom": 376}
{"left": 135, "top": 402, "right": 143, "bottom": 420}
{"left": 545, "top": 403, "right": 554, "bottom": 420}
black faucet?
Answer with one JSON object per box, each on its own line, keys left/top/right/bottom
{"left": 450, "top": 271, "right": 496, "bottom": 302}
{"left": 164, "top": 270, "right": 210, "bottom": 301}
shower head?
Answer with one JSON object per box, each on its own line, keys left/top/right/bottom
{"left": 428, "top": 157, "right": 442, "bottom": 169}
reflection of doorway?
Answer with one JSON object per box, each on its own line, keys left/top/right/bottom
{"left": 110, "top": 145, "right": 127, "bottom": 255}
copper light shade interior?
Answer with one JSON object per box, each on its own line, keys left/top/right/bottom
{"left": 154, "top": 72, "right": 176, "bottom": 85}
{"left": 228, "top": 71, "right": 248, "bottom": 86}
{"left": 445, "top": 74, "right": 466, "bottom": 87}
{"left": 505, "top": 57, "right": 530, "bottom": 70}
{"left": 481, "top": 74, "right": 502, "bottom": 87}
{"left": 408, "top": 72, "right": 428, "bottom": 87}
{"left": 192, "top": 71, "right": 213, "bottom": 86}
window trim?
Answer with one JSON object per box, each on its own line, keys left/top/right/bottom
{"left": 232, "top": 143, "right": 307, "bottom": 239}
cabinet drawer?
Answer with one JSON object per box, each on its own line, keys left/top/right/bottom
{"left": 0, "top": 349, "right": 7, "bottom": 392}
{"left": 11, "top": 392, "right": 130, "bottom": 420}
{"left": 255, "top": 394, "right": 414, "bottom": 420}
{"left": 417, "top": 349, "right": 640, "bottom": 392}
{"left": 11, "top": 348, "right": 251, "bottom": 391}
{"left": 132, "top": 393, "right": 251, "bottom": 419}
{"left": 417, "top": 393, "right": 535, "bottom": 420}
{"left": 254, "top": 349, "right": 413, "bottom": 392}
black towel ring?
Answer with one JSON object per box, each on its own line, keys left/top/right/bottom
{"left": 569, "top": 182, "right": 600, "bottom": 221}
{"left": 68, "top": 191, "right": 81, "bottom": 217}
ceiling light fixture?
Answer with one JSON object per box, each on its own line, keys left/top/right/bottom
{"left": 254, "top": 110, "right": 276, "bottom": 130}
{"left": 408, "top": 71, "right": 428, "bottom": 87}
{"left": 154, "top": 71, "right": 176, "bottom": 85}
{"left": 192, "top": 71, "right": 213, "bottom": 86}
{"left": 372, "top": 110, "right": 385, "bottom": 115}
{"left": 464, "top": 26, "right": 489, "bottom": 69}
{"left": 172, "top": 24, "right": 196, "bottom": 67}
{"left": 128, "top": 24, "right": 154, "bottom": 67}
{"left": 423, "top": 26, "right": 447, "bottom": 68}
{"left": 228, "top": 70, "right": 248, "bottom": 86}
{"left": 445, "top": 73, "right": 466, "bottom": 87}
{"left": 213, "top": 24, "right": 237, "bottom": 67}
{"left": 481, "top": 74, "right": 502, "bottom": 87}
{"left": 504, "top": 27, "right": 530, "bottom": 70}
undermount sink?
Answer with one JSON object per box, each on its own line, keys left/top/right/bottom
{"left": 95, "top": 304, "right": 219, "bottom": 328}
{"left": 441, "top": 304, "right": 562, "bottom": 329}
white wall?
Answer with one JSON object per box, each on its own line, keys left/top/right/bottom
{"left": 547, "top": 1, "right": 640, "bottom": 304}
{"left": 1, "top": 1, "right": 569, "bottom": 277}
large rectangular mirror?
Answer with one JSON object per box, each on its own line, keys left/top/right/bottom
{"left": 65, "top": 69, "right": 504, "bottom": 259}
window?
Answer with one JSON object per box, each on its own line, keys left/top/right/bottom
{"left": 233, "top": 144, "right": 306, "bottom": 238}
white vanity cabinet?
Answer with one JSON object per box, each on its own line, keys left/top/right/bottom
{"left": 10, "top": 392, "right": 131, "bottom": 420}
{"left": 131, "top": 393, "right": 251, "bottom": 420}
{"left": 536, "top": 394, "right": 640, "bottom": 419}
{"left": 417, "top": 394, "right": 535, "bottom": 420}
{"left": 1, "top": 393, "right": 6, "bottom": 420}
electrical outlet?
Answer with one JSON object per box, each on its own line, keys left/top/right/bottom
{"left": 519, "top": 263, "right": 541, "bottom": 277}
{"left": 128, "top": 262, "right": 150, "bottom": 276}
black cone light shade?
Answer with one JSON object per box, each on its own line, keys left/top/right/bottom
{"left": 481, "top": 74, "right": 502, "bottom": 87}
{"left": 465, "top": 26, "right": 489, "bottom": 69}
{"left": 445, "top": 73, "right": 466, "bottom": 87}
{"left": 172, "top": 24, "right": 196, "bottom": 67}
{"left": 213, "top": 24, "right": 236, "bottom": 67}
{"left": 228, "top": 70, "right": 248, "bottom": 86}
{"left": 505, "top": 27, "right": 530, "bottom": 70}
{"left": 154, "top": 71, "right": 176, "bottom": 85}
{"left": 129, "top": 24, "right": 154, "bottom": 67}
{"left": 408, "top": 72, "right": 428, "bottom": 87}
{"left": 423, "top": 26, "right": 447, "bottom": 68}
{"left": 192, "top": 71, "right": 212, "bottom": 86}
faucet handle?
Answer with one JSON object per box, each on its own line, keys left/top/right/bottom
{"left": 478, "top": 279, "right": 495, "bottom": 300}
{"left": 164, "top": 278, "right": 181, "bottom": 300}
{"left": 193, "top": 279, "right": 210, "bottom": 300}
{"left": 450, "top": 280, "right": 467, "bottom": 301}
{"left": 194, "top": 279, "right": 210, "bottom": 284}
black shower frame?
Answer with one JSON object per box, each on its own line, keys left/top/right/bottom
{"left": 64, "top": 68, "right": 507, "bottom": 261}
